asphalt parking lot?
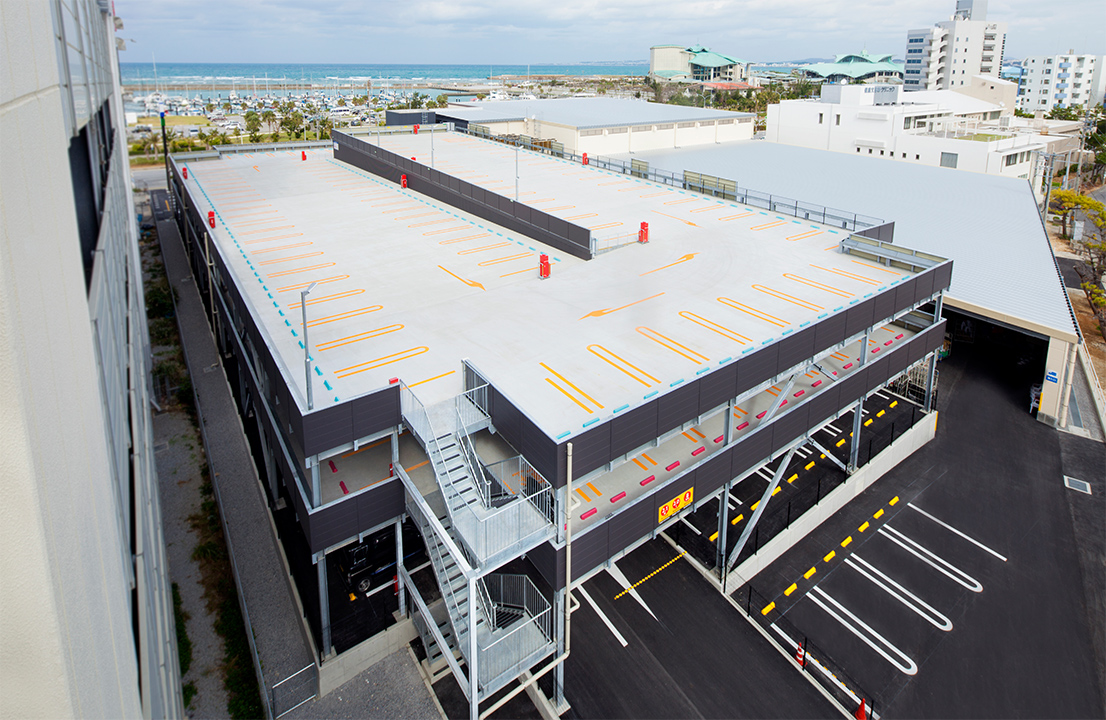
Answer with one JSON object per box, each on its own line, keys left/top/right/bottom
{"left": 747, "top": 342, "right": 1105, "bottom": 718}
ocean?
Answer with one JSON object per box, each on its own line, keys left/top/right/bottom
{"left": 120, "top": 61, "right": 649, "bottom": 89}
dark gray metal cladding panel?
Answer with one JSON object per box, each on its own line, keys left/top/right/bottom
{"left": 533, "top": 209, "right": 549, "bottom": 231}
{"left": 806, "top": 386, "right": 840, "bottom": 428}
{"left": 777, "top": 326, "right": 816, "bottom": 371}
{"left": 913, "top": 268, "right": 935, "bottom": 302}
{"left": 570, "top": 523, "right": 611, "bottom": 579}
{"left": 865, "top": 355, "right": 890, "bottom": 390}
{"left": 696, "top": 446, "right": 734, "bottom": 496}
{"left": 886, "top": 343, "right": 910, "bottom": 379}
{"left": 836, "top": 367, "right": 868, "bottom": 407}
{"left": 872, "top": 288, "right": 897, "bottom": 324}
{"left": 607, "top": 500, "right": 653, "bottom": 558}
{"left": 570, "top": 422, "right": 611, "bottom": 480}
{"left": 528, "top": 541, "right": 565, "bottom": 589}
{"left": 519, "top": 412, "right": 560, "bottom": 487}
{"left": 731, "top": 426, "right": 774, "bottom": 480}
{"left": 517, "top": 203, "right": 531, "bottom": 225}
{"left": 845, "top": 299, "right": 875, "bottom": 336}
{"left": 550, "top": 216, "right": 568, "bottom": 238}
{"left": 814, "top": 312, "right": 847, "bottom": 351}
{"left": 771, "top": 404, "right": 810, "bottom": 454}
{"left": 356, "top": 479, "right": 404, "bottom": 536}
{"left": 698, "top": 363, "right": 737, "bottom": 415}
{"left": 908, "top": 332, "right": 927, "bottom": 364}
{"left": 288, "top": 395, "right": 305, "bottom": 453}
{"left": 933, "top": 262, "right": 953, "bottom": 292}
{"left": 736, "top": 344, "right": 779, "bottom": 395}
{"left": 927, "top": 319, "right": 948, "bottom": 351}
{"left": 657, "top": 381, "right": 700, "bottom": 432}
{"left": 302, "top": 402, "right": 354, "bottom": 457}
{"left": 654, "top": 468, "right": 696, "bottom": 527}
{"left": 488, "top": 386, "right": 521, "bottom": 448}
{"left": 894, "top": 278, "right": 916, "bottom": 313}
{"left": 610, "top": 402, "right": 659, "bottom": 459}
{"left": 308, "top": 499, "right": 358, "bottom": 554}
{"left": 351, "top": 386, "right": 401, "bottom": 439}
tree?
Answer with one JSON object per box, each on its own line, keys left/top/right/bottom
{"left": 338, "top": 98, "right": 346, "bottom": 107}
{"left": 1047, "top": 106, "right": 1080, "bottom": 122}
{"left": 245, "top": 110, "right": 262, "bottom": 143}
{"left": 282, "top": 111, "right": 304, "bottom": 139}
{"left": 436, "top": 93, "right": 449, "bottom": 107}
{"left": 261, "top": 109, "right": 276, "bottom": 133}
{"left": 222, "top": 102, "right": 231, "bottom": 113}
{"left": 205, "top": 103, "right": 215, "bottom": 114}
{"left": 352, "top": 95, "right": 366, "bottom": 106}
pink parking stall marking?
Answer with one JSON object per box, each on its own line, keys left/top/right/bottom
{"left": 581, "top": 508, "right": 597, "bottom": 520}
{"left": 339, "top": 481, "right": 349, "bottom": 495}
{"left": 640, "top": 475, "right": 655, "bottom": 486}
{"left": 611, "top": 491, "right": 627, "bottom": 503}
{"left": 692, "top": 446, "right": 706, "bottom": 456}
{"left": 329, "top": 460, "right": 338, "bottom": 473}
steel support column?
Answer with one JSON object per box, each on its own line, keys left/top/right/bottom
{"left": 553, "top": 588, "right": 566, "bottom": 709}
{"left": 318, "top": 556, "right": 332, "bottom": 658}
{"left": 924, "top": 296, "right": 943, "bottom": 413}
{"left": 395, "top": 519, "right": 406, "bottom": 617}
{"left": 468, "top": 575, "right": 479, "bottom": 720}
{"left": 809, "top": 436, "right": 847, "bottom": 473}
{"left": 723, "top": 399, "right": 735, "bottom": 445}
{"left": 762, "top": 374, "right": 797, "bottom": 424}
{"left": 311, "top": 458, "right": 321, "bottom": 507}
{"left": 716, "top": 480, "right": 732, "bottom": 577}
{"left": 848, "top": 330, "right": 871, "bottom": 473}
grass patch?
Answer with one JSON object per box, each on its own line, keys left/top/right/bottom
{"left": 183, "top": 681, "right": 198, "bottom": 709}
{"left": 130, "top": 156, "right": 167, "bottom": 167}
{"left": 145, "top": 277, "right": 175, "bottom": 318}
{"left": 149, "top": 317, "right": 178, "bottom": 346}
{"left": 189, "top": 474, "right": 263, "bottom": 720}
{"left": 172, "top": 583, "right": 193, "bottom": 676}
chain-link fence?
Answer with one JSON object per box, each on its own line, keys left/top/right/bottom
{"left": 740, "top": 584, "right": 877, "bottom": 719}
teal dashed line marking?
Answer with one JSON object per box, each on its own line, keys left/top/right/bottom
{"left": 818, "top": 313, "right": 828, "bottom": 318}
{"left": 291, "top": 329, "right": 297, "bottom": 337}
{"left": 272, "top": 301, "right": 279, "bottom": 308}
{"left": 810, "top": 224, "right": 820, "bottom": 229}
{"left": 334, "top": 396, "right": 339, "bottom": 403}
{"left": 583, "top": 417, "right": 601, "bottom": 428}
{"left": 863, "top": 292, "right": 873, "bottom": 298}
{"left": 670, "top": 378, "right": 684, "bottom": 387}
{"left": 278, "top": 310, "right": 285, "bottom": 317}
{"left": 613, "top": 404, "right": 630, "bottom": 413}
{"left": 298, "top": 341, "right": 304, "bottom": 349}
{"left": 742, "top": 347, "right": 754, "bottom": 354}
{"left": 556, "top": 431, "right": 570, "bottom": 440}
{"left": 644, "top": 390, "right": 659, "bottom": 399}
{"left": 849, "top": 299, "right": 859, "bottom": 305}
{"left": 315, "top": 367, "right": 323, "bottom": 376}
{"left": 776, "top": 216, "right": 786, "bottom": 221}
{"left": 324, "top": 381, "right": 332, "bottom": 391}
{"left": 719, "top": 357, "right": 732, "bottom": 364}
{"left": 759, "top": 211, "right": 767, "bottom": 215}
{"left": 800, "top": 321, "right": 810, "bottom": 327}
{"left": 762, "top": 339, "right": 773, "bottom": 345}
{"left": 696, "top": 367, "right": 710, "bottom": 375}
{"left": 834, "top": 306, "right": 844, "bottom": 312}
{"left": 781, "top": 328, "right": 793, "bottom": 336}
{"left": 267, "top": 292, "right": 273, "bottom": 298}
{"left": 829, "top": 230, "right": 839, "bottom": 234}
{"left": 284, "top": 319, "right": 291, "bottom": 326}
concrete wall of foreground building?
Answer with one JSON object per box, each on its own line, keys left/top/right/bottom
{"left": 0, "top": 1, "right": 180, "bottom": 718}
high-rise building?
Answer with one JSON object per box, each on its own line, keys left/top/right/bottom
{"left": 0, "top": 1, "right": 181, "bottom": 717}
{"left": 904, "top": 0, "right": 1007, "bottom": 92}
{"left": 1017, "top": 53, "right": 1106, "bottom": 112}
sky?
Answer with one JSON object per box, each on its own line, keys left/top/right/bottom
{"left": 117, "top": 0, "right": 1106, "bottom": 65}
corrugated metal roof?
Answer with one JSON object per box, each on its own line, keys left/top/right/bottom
{"left": 616, "top": 141, "right": 1075, "bottom": 339}
{"left": 691, "top": 51, "right": 747, "bottom": 68}
{"left": 438, "top": 98, "right": 751, "bottom": 130}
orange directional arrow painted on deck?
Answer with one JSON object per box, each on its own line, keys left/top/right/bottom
{"left": 438, "top": 265, "right": 485, "bottom": 291}
{"left": 640, "top": 253, "right": 699, "bottom": 276}
{"left": 580, "top": 292, "right": 665, "bottom": 320}
{"left": 652, "top": 210, "right": 699, "bottom": 227}
{"left": 252, "top": 165, "right": 259, "bottom": 172}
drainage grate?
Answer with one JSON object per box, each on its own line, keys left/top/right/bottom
{"left": 1064, "top": 476, "right": 1092, "bottom": 495}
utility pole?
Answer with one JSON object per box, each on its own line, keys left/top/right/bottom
{"left": 301, "top": 282, "right": 318, "bottom": 410}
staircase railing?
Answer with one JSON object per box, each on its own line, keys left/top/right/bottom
{"left": 484, "top": 455, "right": 556, "bottom": 525}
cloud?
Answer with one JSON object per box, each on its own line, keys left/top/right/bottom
{"left": 116, "top": 0, "right": 1106, "bottom": 63}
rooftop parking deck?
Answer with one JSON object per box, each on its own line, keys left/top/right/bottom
{"left": 179, "top": 132, "right": 924, "bottom": 443}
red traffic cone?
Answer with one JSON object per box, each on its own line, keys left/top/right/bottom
{"left": 854, "top": 698, "right": 867, "bottom": 720}
{"left": 795, "top": 642, "right": 806, "bottom": 667}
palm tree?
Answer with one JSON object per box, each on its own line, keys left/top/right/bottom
{"left": 261, "top": 109, "right": 276, "bottom": 134}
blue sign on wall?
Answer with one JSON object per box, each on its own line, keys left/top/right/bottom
{"left": 1046, "top": 370, "right": 1059, "bottom": 384}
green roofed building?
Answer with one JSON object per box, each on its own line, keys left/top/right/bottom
{"left": 650, "top": 44, "right": 751, "bottom": 83}
{"left": 802, "top": 51, "right": 904, "bottom": 84}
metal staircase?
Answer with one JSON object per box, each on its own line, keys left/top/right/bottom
{"left": 400, "top": 380, "right": 558, "bottom": 707}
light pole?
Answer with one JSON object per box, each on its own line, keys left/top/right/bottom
{"left": 515, "top": 143, "right": 519, "bottom": 201}
{"left": 301, "top": 281, "right": 318, "bottom": 410}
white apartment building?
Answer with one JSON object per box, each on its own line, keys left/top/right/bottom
{"left": 1, "top": 1, "right": 181, "bottom": 717}
{"left": 765, "top": 83, "right": 1045, "bottom": 178}
{"left": 1017, "top": 53, "right": 1106, "bottom": 112}
{"left": 904, "top": 0, "right": 1006, "bottom": 91}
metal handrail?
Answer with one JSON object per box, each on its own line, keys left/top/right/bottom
{"left": 408, "top": 501, "right": 478, "bottom": 661}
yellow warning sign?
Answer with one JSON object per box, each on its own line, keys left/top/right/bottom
{"left": 658, "top": 487, "right": 694, "bottom": 524}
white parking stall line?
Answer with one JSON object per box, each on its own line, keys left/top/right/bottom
{"left": 681, "top": 518, "right": 702, "bottom": 535}
{"left": 907, "top": 503, "right": 1008, "bottom": 562}
{"left": 823, "top": 422, "right": 842, "bottom": 435}
{"left": 846, "top": 555, "right": 952, "bottom": 631}
{"left": 808, "top": 586, "right": 919, "bottom": 675}
{"left": 878, "top": 525, "right": 983, "bottom": 593}
{"left": 771, "top": 623, "right": 881, "bottom": 718}
{"left": 756, "top": 467, "right": 773, "bottom": 482}
{"left": 796, "top": 446, "right": 812, "bottom": 458}
{"left": 578, "top": 585, "right": 628, "bottom": 647}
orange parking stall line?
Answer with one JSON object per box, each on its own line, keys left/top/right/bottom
{"left": 547, "top": 378, "right": 594, "bottom": 414}
{"left": 394, "top": 212, "right": 440, "bottom": 220}
{"left": 308, "top": 306, "right": 385, "bottom": 328}
{"left": 265, "top": 262, "right": 336, "bottom": 278}
{"left": 642, "top": 453, "right": 658, "bottom": 466}
{"left": 852, "top": 260, "right": 902, "bottom": 275}
{"left": 500, "top": 267, "right": 536, "bottom": 278}
{"left": 663, "top": 198, "right": 698, "bottom": 205}
{"left": 565, "top": 213, "right": 598, "bottom": 221}
{"left": 408, "top": 219, "right": 452, "bottom": 228}
{"left": 588, "top": 222, "right": 623, "bottom": 231}
{"left": 457, "top": 242, "right": 511, "bottom": 255}
{"left": 545, "top": 206, "right": 576, "bottom": 212}
{"left": 423, "top": 226, "right": 471, "bottom": 236}
{"left": 637, "top": 327, "right": 710, "bottom": 364}
{"left": 679, "top": 311, "right": 751, "bottom": 344}
{"left": 243, "top": 233, "right": 305, "bottom": 244}
{"left": 439, "top": 233, "right": 492, "bottom": 245}
{"left": 223, "top": 209, "right": 277, "bottom": 219}
{"left": 240, "top": 224, "right": 295, "bottom": 235}
{"left": 690, "top": 428, "right": 706, "bottom": 439}
{"left": 409, "top": 370, "right": 457, "bottom": 388}
{"left": 478, "top": 252, "right": 533, "bottom": 267}
{"left": 750, "top": 220, "right": 787, "bottom": 231}
{"left": 541, "top": 363, "right": 604, "bottom": 411}
{"left": 316, "top": 323, "right": 402, "bottom": 350}
{"left": 257, "top": 251, "right": 324, "bottom": 266}
{"left": 787, "top": 229, "right": 824, "bottom": 242}
{"left": 717, "top": 297, "right": 790, "bottom": 328}
{"left": 782, "top": 273, "right": 854, "bottom": 298}
{"left": 640, "top": 191, "right": 670, "bottom": 198}
{"left": 335, "top": 346, "right": 428, "bottom": 378}
{"left": 587, "top": 344, "right": 660, "bottom": 387}
{"left": 219, "top": 201, "right": 272, "bottom": 209}
{"left": 752, "top": 284, "right": 823, "bottom": 311}
{"left": 689, "top": 205, "right": 724, "bottom": 214}
{"left": 250, "top": 242, "right": 313, "bottom": 254}
{"left": 810, "top": 264, "right": 882, "bottom": 286}
{"left": 233, "top": 216, "right": 288, "bottom": 227}
{"left": 275, "top": 276, "right": 349, "bottom": 292}
{"left": 287, "top": 289, "right": 365, "bottom": 308}
{"left": 633, "top": 458, "right": 648, "bottom": 470}
{"left": 719, "top": 212, "right": 754, "bottom": 221}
